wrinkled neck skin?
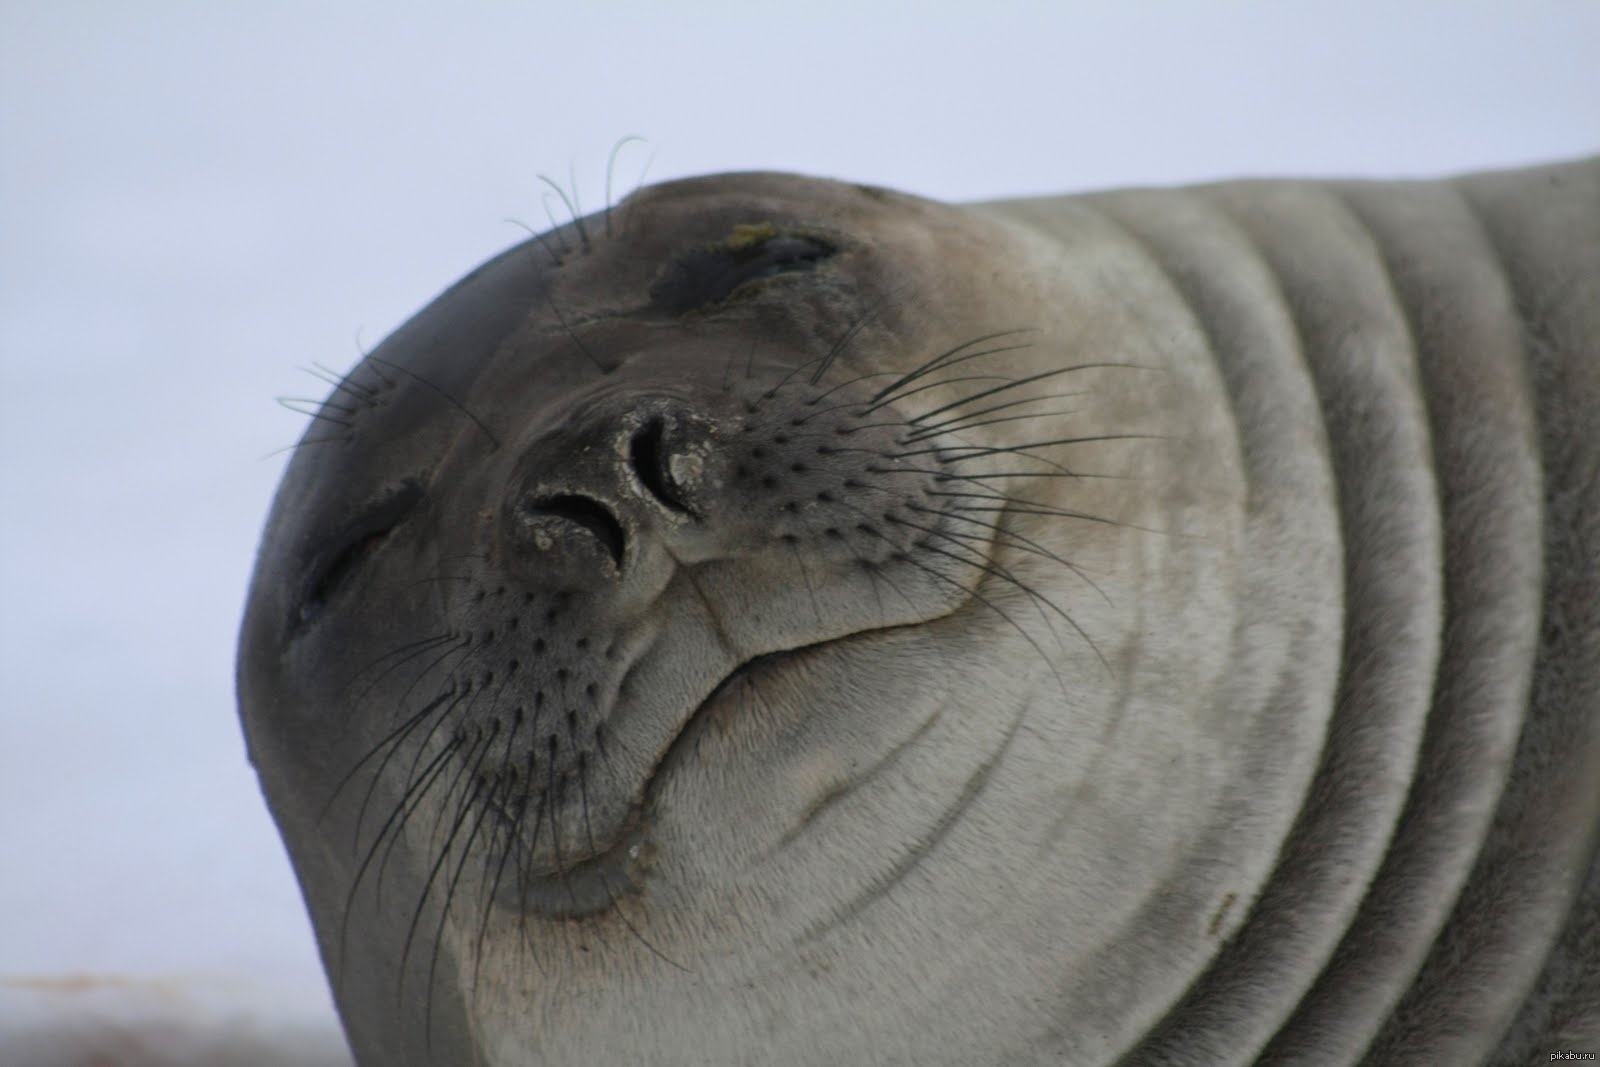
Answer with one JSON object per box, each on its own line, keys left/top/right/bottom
{"left": 237, "top": 162, "right": 1600, "bottom": 1065}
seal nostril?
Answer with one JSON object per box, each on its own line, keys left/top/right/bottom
{"left": 524, "top": 494, "right": 626, "bottom": 568}
{"left": 630, "top": 416, "right": 693, "bottom": 514}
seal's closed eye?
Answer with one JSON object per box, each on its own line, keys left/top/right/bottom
{"left": 652, "top": 229, "right": 835, "bottom": 314}
{"left": 296, "top": 481, "right": 423, "bottom": 628}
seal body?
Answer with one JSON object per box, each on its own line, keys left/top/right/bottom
{"left": 238, "top": 160, "right": 1600, "bottom": 1064}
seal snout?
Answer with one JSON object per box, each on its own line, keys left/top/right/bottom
{"left": 501, "top": 394, "right": 720, "bottom": 581}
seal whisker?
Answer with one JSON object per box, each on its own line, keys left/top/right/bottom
{"left": 470, "top": 779, "right": 529, "bottom": 994}
{"left": 365, "top": 355, "right": 501, "bottom": 451}
{"left": 335, "top": 733, "right": 461, "bottom": 990}
{"left": 900, "top": 362, "right": 1146, "bottom": 426}
{"left": 509, "top": 790, "right": 550, "bottom": 963}
{"left": 398, "top": 769, "right": 489, "bottom": 1012}
{"left": 603, "top": 136, "right": 646, "bottom": 240}
{"left": 506, "top": 215, "right": 567, "bottom": 267}
{"left": 363, "top": 735, "right": 463, "bottom": 909}
{"left": 935, "top": 466, "right": 1135, "bottom": 482}
{"left": 542, "top": 735, "right": 580, "bottom": 916}
{"left": 786, "top": 538, "right": 825, "bottom": 626}
{"left": 396, "top": 725, "right": 493, "bottom": 904}
{"left": 900, "top": 518, "right": 1069, "bottom": 643}
{"left": 276, "top": 396, "right": 354, "bottom": 427}
{"left": 573, "top": 756, "right": 689, "bottom": 972}
{"left": 866, "top": 329, "right": 1039, "bottom": 406}
{"left": 889, "top": 516, "right": 1104, "bottom": 672}
{"left": 323, "top": 678, "right": 455, "bottom": 827}
{"left": 267, "top": 435, "right": 349, "bottom": 457}
{"left": 822, "top": 496, "right": 941, "bottom": 620}
{"left": 536, "top": 172, "right": 589, "bottom": 250}
{"left": 536, "top": 193, "right": 572, "bottom": 255}
{"left": 394, "top": 661, "right": 497, "bottom": 791}
{"left": 280, "top": 396, "right": 358, "bottom": 419}
{"left": 334, "top": 680, "right": 465, "bottom": 834}
{"left": 336, "top": 631, "right": 462, "bottom": 711}
{"left": 931, "top": 492, "right": 1163, "bottom": 536}
{"left": 808, "top": 290, "right": 903, "bottom": 387}
{"left": 908, "top": 502, "right": 1113, "bottom": 606}
{"left": 900, "top": 391, "right": 1089, "bottom": 440}
{"left": 541, "top": 286, "right": 610, "bottom": 374}
{"left": 365, "top": 631, "right": 473, "bottom": 728}
{"left": 350, "top": 350, "right": 395, "bottom": 388}
{"left": 860, "top": 374, "right": 1020, "bottom": 417}
{"left": 756, "top": 352, "right": 838, "bottom": 404}
{"left": 902, "top": 433, "right": 1163, "bottom": 481}
{"left": 422, "top": 772, "right": 499, "bottom": 1052}
{"left": 902, "top": 408, "right": 1084, "bottom": 443}
{"left": 793, "top": 388, "right": 1002, "bottom": 432}
{"left": 859, "top": 526, "right": 1073, "bottom": 696}
{"left": 353, "top": 680, "right": 480, "bottom": 844}
{"left": 926, "top": 432, "right": 1163, "bottom": 459}
{"left": 797, "top": 367, "right": 909, "bottom": 411}
{"left": 306, "top": 361, "right": 382, "bottom": 407}
{"left": 402, "top": 554, "right": 491, "bottom": 593}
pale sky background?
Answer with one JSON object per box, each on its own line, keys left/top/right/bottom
{"left": 1, "top": 1, "right": 1595, "bottom": 1059}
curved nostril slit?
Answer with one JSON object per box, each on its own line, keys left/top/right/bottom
{"left": 629, "top": 416, "right": 693, "bottom": 514}
{"left": 526, "top": 493, "right": 625, "bottom": 567}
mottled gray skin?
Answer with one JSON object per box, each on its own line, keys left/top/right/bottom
{"left": 238, "top": 159, "right": 1600, "bottom": 1065}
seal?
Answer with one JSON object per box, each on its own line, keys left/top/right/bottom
{"left": 238, "top": 159, "right": 1600, "bottom": 1065}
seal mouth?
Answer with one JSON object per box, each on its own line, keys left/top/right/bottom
{"left": 498, "top": 513, "right": 1002, "bottom": 920}
{"left": 502, "top": 639, "right": 830, "bottom": 919}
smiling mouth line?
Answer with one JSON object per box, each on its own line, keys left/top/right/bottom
{"left": 486, "top": 587, "right": 980, "bottom": 921}
{"left": 486, "top": 643, "right": 803, "bottom": 919}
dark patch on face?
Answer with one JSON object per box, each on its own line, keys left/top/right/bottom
{"left": 650, "top": 224, "right": 837, "bottom": 315}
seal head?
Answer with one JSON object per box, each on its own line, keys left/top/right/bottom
{"left": 241, "top": 173, "right": 1174, "bottom": 1063}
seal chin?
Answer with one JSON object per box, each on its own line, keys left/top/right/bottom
{"left": 499, "top": 635, "right": 863, "bottom": 919}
